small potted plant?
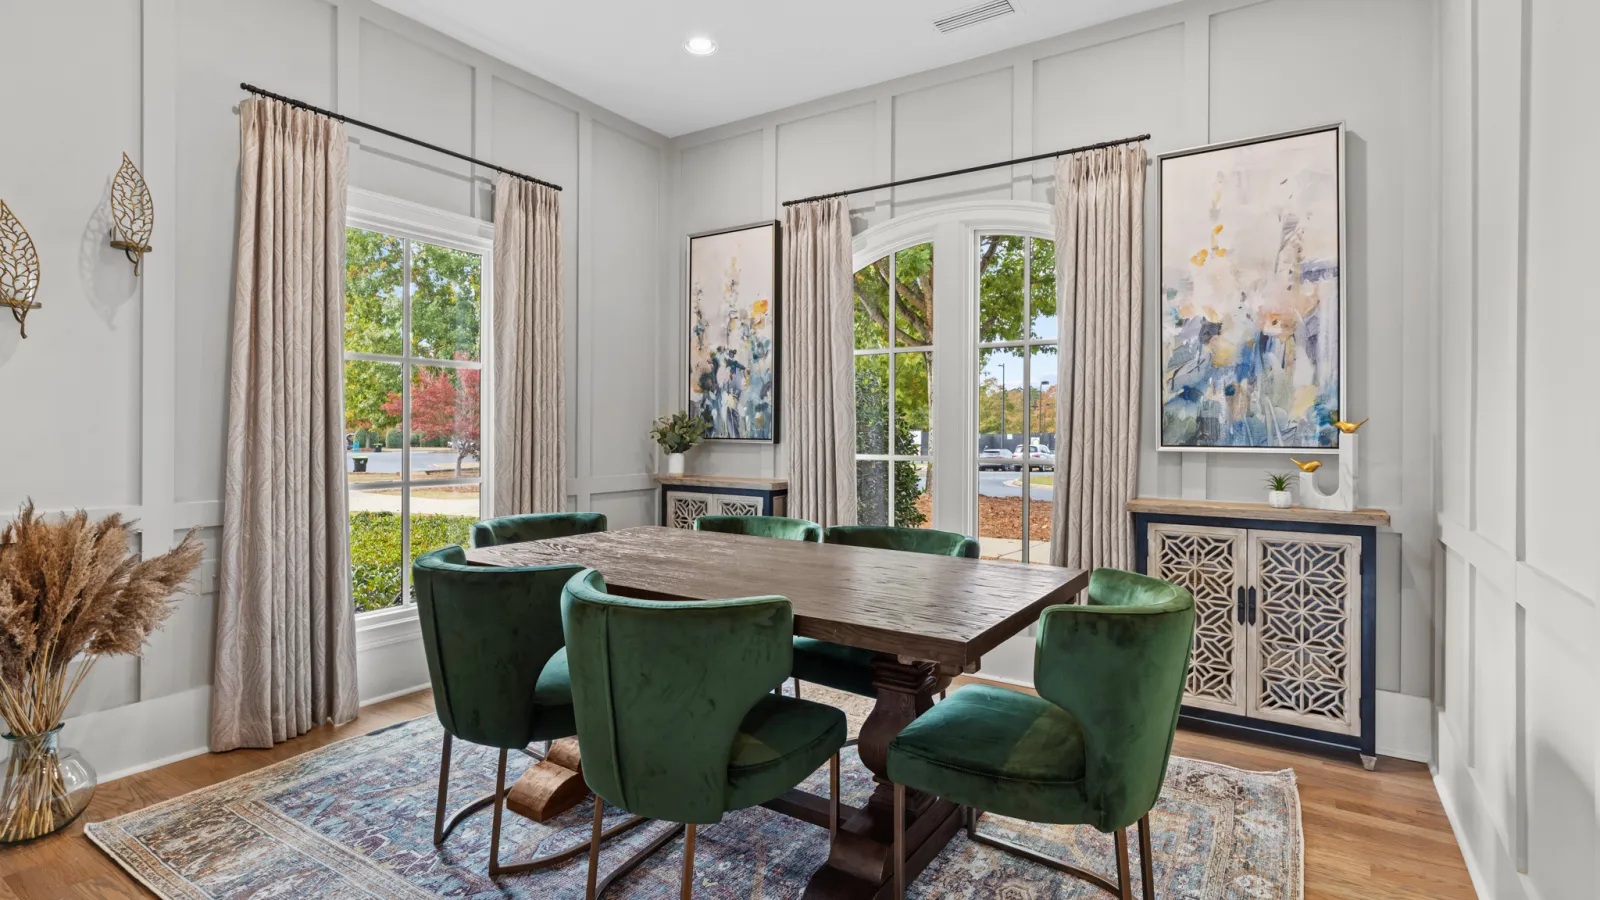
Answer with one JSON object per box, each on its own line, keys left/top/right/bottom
{"left": 1264, "top": 472, "right": 1296, "bottom": 509}
{"left": 650, "top": 410, "right": 709, "bottom": 476}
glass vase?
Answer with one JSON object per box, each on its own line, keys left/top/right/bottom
{"left": 1, "top": 726, "right": 96, "bottom": 843}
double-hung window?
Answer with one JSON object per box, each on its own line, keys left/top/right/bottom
{"left": 342, "top": 209, "right": 490, "bottom": 614}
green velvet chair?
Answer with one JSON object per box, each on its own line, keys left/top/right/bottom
{"left": 561, "top": 569, "right": 848, "bottom": 899}
{"left": 413, "top": 546, "right": 647, "bottom": 877}
{"left": 795, "top": 525, "right": 981, "bottom": 701}
{"left": 470, "top": 511, "right": 607, "bottom": 548}
{"left": 885, "top": 569, "right": 1195, "bottom": 900}
{"left": 692, "top": 514, "right": 823, "bottom": 542}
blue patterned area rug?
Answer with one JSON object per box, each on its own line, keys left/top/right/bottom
{"left": 87, "top": 696, "right": 1302, "bottom": 899}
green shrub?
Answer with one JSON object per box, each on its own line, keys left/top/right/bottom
{"left": 348, "top": 511, "right": 477, "bottom": 612}
{"left": 385, "top": 429, "right": 403, "bottom": 449}
{"left": 354, "top": 428, "right": 372, "bottom": 449}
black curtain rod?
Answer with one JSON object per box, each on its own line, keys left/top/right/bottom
{"left": 782, "top": 132, "right": 1149, "bottom": 207}
{"left": 239, "top": 83, "right": 562, "bottom": 192}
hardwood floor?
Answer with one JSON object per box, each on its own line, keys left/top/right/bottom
{"left": 0, "top": 688, "right": 1474, "bottom": 900}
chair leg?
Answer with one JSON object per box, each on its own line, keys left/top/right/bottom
{"left": 1138, "top": 814, "right": 1155, "bottom": 900}
{"left": 1114, "top": 827, "right": 1133, "bottom": 900}
{"left": 681, "top": 823, "right": 697, "bottom": 899}
{"left": 433, "top": 733, "right": 452, "bottom": 845}
{"left": 965, "top": 808, "right": 1126, "bottom": 897}
{"left": 585, "top": 796, "right": 604, "bottom": 900}
{"left": 793, "top": 678, "right": 801, "bottom": 699}
{"left": 488, "top": 748, "right": 509, "bottom": 875}
{"left": 892, "top": 782, "right": 906, "bottom": 900}
{"left": 829, "top": 752, "right": 841, "bottom": 842}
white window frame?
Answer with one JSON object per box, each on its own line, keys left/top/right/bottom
{"left": 345, "top": 188, "right": 495, "bottom": 636}
{"left": 851, "top": 201, "right": 1054, "bottom": 539}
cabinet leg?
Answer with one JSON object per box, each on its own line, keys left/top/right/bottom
{"left": 1359, "top": 754, "right": 1377, "bottom": 771}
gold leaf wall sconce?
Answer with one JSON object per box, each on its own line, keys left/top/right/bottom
{"left": 0, "top": 201, "right": 41, "bottom": 339}
{"left": 109, "top": 152, "right": 153, "bottom": 275}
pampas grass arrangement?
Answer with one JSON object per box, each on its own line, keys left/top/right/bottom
{"left": 0, "top": 501, "right": 202, "bottom": 841}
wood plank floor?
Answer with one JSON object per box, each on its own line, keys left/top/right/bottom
{"left": 0, "top": 688, "right": 1474, "bottom": 899}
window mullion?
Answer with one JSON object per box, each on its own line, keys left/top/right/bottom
{"left": 400, "top": 238, "right": 413, "bottom": 606}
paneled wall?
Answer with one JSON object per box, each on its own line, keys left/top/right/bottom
{"left": 660, "top": 0, "right": 1438, "bottom": 759}
{"left": 1434, "top": 1, "right": 1599, "bottom": 897}
{"left": 0, "top": 0, "right": 666, "bottom": 778}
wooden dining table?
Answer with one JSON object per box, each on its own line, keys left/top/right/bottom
{"left": 465, "top": 525, "right": 1088, "bottom": 899}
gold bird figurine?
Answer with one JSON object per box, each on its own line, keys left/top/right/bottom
{"left": 1334, "top": 417, "right": 1369, "bottom": 434}
{"left": 1290, "top": 458, "right": 1322, "bottom": 473}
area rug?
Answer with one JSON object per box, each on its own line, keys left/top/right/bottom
{"left": 87, "top": 686, "right": 1302, "bottom": 899}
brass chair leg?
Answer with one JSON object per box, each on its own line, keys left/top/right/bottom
{"left": 829, "top": 752, "right": 841, "bottom": 842}
{"left": 892, "top": 782, "right": 906, "bottom": 900}
{"left": 681, "top": 823, "right": 697, "bottom": 899}
{"left": 1114, "top": 827, "right": 1133, "bottom": 900}
{"left": 489, "top": 748, "right": 509, "bottom": 875}
{"left": 1138, "top": 814, "right": 1155, "bottom": 900}
{"left": 964, "top": 806, "right": 1127, "bottom": 897}
{"left": 793, "top": 678, "right": 801, "bottom": 699}
{"left": 585, "top": 796, "right": 604, "bottom": 900}
{"left": 433, "top": 733, "right": 509, "bottom": 846}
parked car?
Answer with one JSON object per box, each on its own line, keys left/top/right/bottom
{"left": 1013, "top": 445, "right": 1056, "bottom": 470}
{"left": 978, "top": 448, "right": 1015, "bottom": 471}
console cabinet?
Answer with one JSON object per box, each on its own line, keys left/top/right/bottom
{"left": 1129, "top": 499, "right": 1389, "bottom": 767}
{"left": 653, "top": 474, "right": 789, "bottom": 530}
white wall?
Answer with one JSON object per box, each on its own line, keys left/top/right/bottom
{"left": 0, "top": 0, "right": 666, "bottom": 779}
{"left": 1433, "top": 0, "right": 1600, "bottom": 898}
{"left": 660, "top": 0, "right": 1438, "bottom": 759}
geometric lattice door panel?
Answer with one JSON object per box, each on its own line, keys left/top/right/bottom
{"left": 1246, "top": 530, "right": 1362, "bottom": 735}
{"left": 1147, "top": 523, "right": 1248, "bottom": 716}
{"left": 712, "top": 496, "right": 764, "bottom": 517}
{"left": 665, "top": 492, "right": 712, "bottom": 530}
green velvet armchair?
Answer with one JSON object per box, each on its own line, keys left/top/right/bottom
{"left": 413, "top": 546, "right": 647, "bottom": 877}
{"left": 885, "top": 568, "right": 1196, "bottom": 900}
{"left": 470, "top": 511, "right": 607, "bottom": 548}
{"left": 693, "top": 514, "right": 823, "bottom": 542}
{"left": 561, "top": 568, "right": 848, "bottom": 899}
{"left": 795, "top": 525, "right": 981, "bottom": 700}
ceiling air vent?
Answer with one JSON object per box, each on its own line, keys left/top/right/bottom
{"left": 933, "top": 0, "right": 1017, "bottom": 34}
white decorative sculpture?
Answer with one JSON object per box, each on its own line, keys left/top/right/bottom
{"left": 1292, "top": 418, "right": 1366, "bottom": 512}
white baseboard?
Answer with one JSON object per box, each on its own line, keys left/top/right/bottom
{"left": 62, "top": 686, "right": 212, "bottom": 784}
{"left": 361, "top": 682, "right": 430, "bottom": 708}
{"left": 1376, "top": 689, "right": 1433, "bottom": 763}
{"left": 1434, "top": 710, "right": 1518, "bottom": 900}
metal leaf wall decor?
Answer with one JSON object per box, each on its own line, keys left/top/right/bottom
{"left": 109, "top": 152, "right": 153, "bottom": 275}
{"left": 0, "top": 201, "right": 41, "bottom": 339}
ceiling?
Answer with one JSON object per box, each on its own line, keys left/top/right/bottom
{"left": 372, "top": 0, "right": 1178, "bottom": 137}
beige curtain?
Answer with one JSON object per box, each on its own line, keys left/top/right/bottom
{"left": 783, "top": 198, "right": 856, "bottom": 526}
{"left": 1052, "top": 144, "right": 1147, "bottom": 571}
{"left": 212, "top": 98, "right": 358, "bottom": 752}
{"left": 491, "top": 174, "right": 565, "bottom": 515}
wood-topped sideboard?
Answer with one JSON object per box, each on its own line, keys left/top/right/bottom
{"left": 1127, "top": 497, "right": 1390, "bottom": 768}
{"left": 653, "top": 473, "right": 789, "bottom": 529}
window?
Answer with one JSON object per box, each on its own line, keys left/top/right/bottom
{"left": 343, "top": 227, "right": 486, "bottom": 612}
{"left": 976, "top": 236, "right": 1056, "bottom": 563}
{"left": 853, "top": 243, "right": 934, "bottom": 527}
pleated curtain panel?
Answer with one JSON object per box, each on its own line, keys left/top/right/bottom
{"left": 491, "top": 173, "right": 565, "bottom": 515}
{"left": 1051, "top": 143, "right": 1147, "bottom": 572}
{"left": 212, "top": 97, "right": 359, "bottom": 752}
{"left": 783, "top": 198, "right": 857, "bottom": 526}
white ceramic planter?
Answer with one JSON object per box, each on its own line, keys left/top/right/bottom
{"left": 666, "top": 452, "right": 686, "bottom": 475}
{"left": 1268, "top": 490, "right": 1293, "bottom": 509}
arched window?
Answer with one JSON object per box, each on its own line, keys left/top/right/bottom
{"left": 852, "top": 243, "right": 934, "bottom": 528}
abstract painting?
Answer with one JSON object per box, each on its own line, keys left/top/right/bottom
{"left": 1159, "top": 125, "right": 1343, "bottom": 451}
{"left": 688, "top": 221, "right": 779, "bottom": 442}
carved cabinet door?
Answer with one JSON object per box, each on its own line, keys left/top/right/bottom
{"left": 1245, "top": 530, "right": 1362, "bottom": 736}
{"left": 1147, "top": 523, "right": 1249, "bottom": 716}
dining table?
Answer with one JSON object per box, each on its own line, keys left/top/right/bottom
{"left": 465, "top": 525, "right": 1089, "bottom": 899}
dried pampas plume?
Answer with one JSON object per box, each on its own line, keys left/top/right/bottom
{"left": 0, "top": 501, "right": 203, "bottom": 736}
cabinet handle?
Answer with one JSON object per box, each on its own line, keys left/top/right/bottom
{"left": 1236, "top": 585, "right": 1247, "bottom": 625}
{"left": 1248, "top": 586, "right": 1258, "bottom": 626}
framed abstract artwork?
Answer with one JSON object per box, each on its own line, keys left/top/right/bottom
{"left": 686, "top": 221, "right": 780, "bottom": 442}
{"left": 1158, "top": 124, "right": 1345, "bottom": 452}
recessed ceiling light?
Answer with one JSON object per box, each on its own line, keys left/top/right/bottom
{"left": 684, "top": 36, "right": 718, "bottom": 56}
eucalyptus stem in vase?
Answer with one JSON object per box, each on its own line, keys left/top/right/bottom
{"left": 650, "top": 410, "right": 710, "bottom": 476}
{"left": 0, "top": 502, "right": 202, "bottom": 842}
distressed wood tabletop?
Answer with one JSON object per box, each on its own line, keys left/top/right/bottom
{"left": 464, "top": 525, "right": 1087, "bottom": 669}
